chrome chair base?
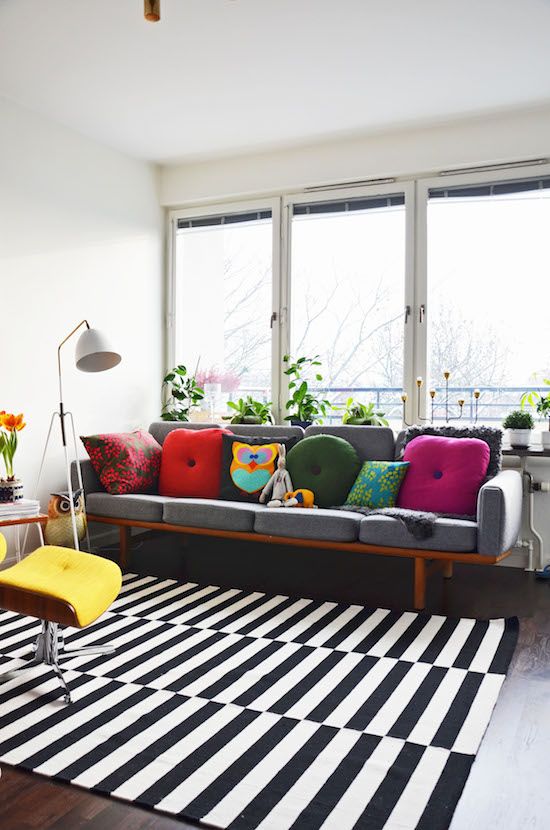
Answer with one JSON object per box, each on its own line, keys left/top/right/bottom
{"left": 0, "top": 621, "right": 116, "bottom": 704}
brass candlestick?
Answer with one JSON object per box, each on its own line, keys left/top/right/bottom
{"left": 402, "top": 392, "right": 413, "bottom": 427}
{"left": 474, "top": 388, "right": 481, "bottom": 425}
{"left": 416, "top": 377, "right": 430, "bottom": 423}
{"left": 429, "top": 388, "right": 436, "bottom": 423}
{"left": 443, "top": 370, "right": 450, "bottom": 422}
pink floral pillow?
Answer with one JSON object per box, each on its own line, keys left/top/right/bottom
{"left": 81, "top": 430, "right": 162, "bottom": 495}
{"left": 397, "top": 434, "right": 490, "bottom": 515}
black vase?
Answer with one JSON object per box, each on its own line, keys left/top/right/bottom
{"left": 290, "top": 418, "right": 313, "bottom": 429}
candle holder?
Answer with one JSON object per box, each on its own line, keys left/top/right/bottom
{"left": 473, "top": 389, "right": 481, "bottom": 425}
{"left": 429, "top": 388, "right": 436, "bottom": 423}
{"left": 401, "top": 392, "right": 413, "bottom": 427}
{"left": 448, "top": 397, "right": 465, "bottom": 422}
{"left": 416, "top": 377, "right": 430, "bottom": 423}
{"left": 443, "top": 371, "right": 450, "bottom": 422}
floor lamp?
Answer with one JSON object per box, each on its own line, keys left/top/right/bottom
{"left": 34, "top": 320, "right": 121, "bottom": 551}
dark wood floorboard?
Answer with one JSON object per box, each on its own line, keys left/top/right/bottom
{"left": 0, "top": 532, "right": 548, "bottom": 829}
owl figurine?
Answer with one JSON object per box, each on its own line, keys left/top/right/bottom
{"left": 230, "top": 442, "right": 279, "bottom": 495}
{"left": 44, "top": 489, "right": 87, "bottom": 547}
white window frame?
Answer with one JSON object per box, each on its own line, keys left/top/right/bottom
{"left": 281, "top": 181, "right": 416, "bottom": 424}
{"left": 415, "top": 161, "right": 550, "bottom": 417}
{"left": 166, "top": 161, "right": 550, "bottom": 427}
{"left": 167, "top": 197, "right": 282, "bottom": 413}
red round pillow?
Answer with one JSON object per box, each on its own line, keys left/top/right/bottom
{"left": 159, "top": 428, "right": 231, "bottom": 498}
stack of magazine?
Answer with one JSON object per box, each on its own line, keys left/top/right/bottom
{"left": 0, "top": 499, "right": 41, "bottom": 519}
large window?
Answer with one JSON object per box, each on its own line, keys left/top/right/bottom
{"left": 169, "top": 165, "right": 550, "bottom": 426}
{"left": 289, "top": 194, "right": 407, "bottom": 422}
{"left": 173, "top": 205, "right": 275, "bottom": 417}
{"left": 426, "top": 177, "right": 550, "bottom": 421}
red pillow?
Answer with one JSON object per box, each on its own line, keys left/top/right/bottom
{"left": 397, "top": 434, "right": 490, "bottom": 515}
{"left": 159, "top": 428, "right": 231, "bottom": 498}
{"left": 81, "top": 430, "right": 162, "bottom": 495}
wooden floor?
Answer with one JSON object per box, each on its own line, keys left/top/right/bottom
{"left": 0, "top": 533, "right": 549, "bottom": 830}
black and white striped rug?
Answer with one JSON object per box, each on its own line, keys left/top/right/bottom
{"left": 0, "top": 573, "right": 517, "bottom": 829}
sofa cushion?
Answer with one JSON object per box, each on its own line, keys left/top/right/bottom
{"left": 398, "top": 435, "right": 490, "bottom": 515}
{"left": 81, "top": 430, "right": 162, "bottom": 495}
{"left": 159, "top": 427, "right": 230, "bottom": 498}
{"left": 287, "top": 434, "right": 361, "bottom": 508}
{"left": 346, "top": 461, "right": 410, "bottom": 508}
{"left": 304, "top": 425, "right": 395, "bottom": 462}
{"left": 254, "top": 507, "right": 362, "bottom": 542}
{"left": 359, "top": 515, "right": 477, "bottom": 552}
{"left": 396, "top": 425, "right": 502, "bottom": 479}
{"left": 219, "top": 434, "right": 299, "bottom": 503}
{"left": 163, "top": 499, "right": 264, "bottom": 532}
{"left": 86, "top": 493, "right": 169, "bottom": 522}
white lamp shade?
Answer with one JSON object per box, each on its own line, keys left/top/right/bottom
{"left": 75, "top": 328, "right": 121, "bottom": 373}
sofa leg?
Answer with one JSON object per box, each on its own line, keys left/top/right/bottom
{"left": 442, "top": 561, "right": 454, "bottom": 579}
{"left": 119, "top": 526, "right": 131, "bottom": 571}
{"left": 414, "top": 558, "right": 426, "bottom": 611}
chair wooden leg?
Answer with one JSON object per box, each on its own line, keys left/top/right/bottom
{"left": 442, "top": 560, "right": 454, "bottom": 579}
{"left": 414, "top": 558, "right": 426, "bottom": 611}
{"left": 119, "top": 526, "right": 131, "bottom": 570}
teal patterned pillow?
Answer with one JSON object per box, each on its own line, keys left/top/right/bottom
{"left": 345, "top": 460, "right": 409, "bottom": 508}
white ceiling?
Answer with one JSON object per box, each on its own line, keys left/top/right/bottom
{"left": 1, "top": 0, "right": 550, "bottom": 164}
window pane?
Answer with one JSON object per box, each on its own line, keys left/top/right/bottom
{"left": 427, "top": 186, "right": 550, "bottom": 421}
{"left": 290, "top": 198, "right": 406, "bottom": 422}
{"left": 174, "top": 214, "right": 272, "bottom": 417}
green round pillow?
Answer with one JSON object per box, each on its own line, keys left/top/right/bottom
{"left": 286, "top": 434, "right": 361, "bottom": 508}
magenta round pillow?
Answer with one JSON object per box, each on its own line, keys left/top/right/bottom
{"left": 397, "top": 434, "right": 490, "bottom": 515}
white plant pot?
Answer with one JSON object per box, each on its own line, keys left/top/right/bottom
{"left": 541, "top": 431, "right": 550, "bottom": 449}
{"left": 0, "top": 478, "right": 24, "bottom": 503}
{"left": 507, "top": 429, "right": 531, "bottom": 448}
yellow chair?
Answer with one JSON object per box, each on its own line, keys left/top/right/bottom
{"left": 0, "top": 534, "right": 121, "bottom": 703}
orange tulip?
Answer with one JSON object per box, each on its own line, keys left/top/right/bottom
{"left": 0, "top": 412, "right": 25, "bottom": 432}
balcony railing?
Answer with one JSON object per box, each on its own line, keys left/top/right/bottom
{"left": 233, "top": 385, "right": 548, "bottom": 424}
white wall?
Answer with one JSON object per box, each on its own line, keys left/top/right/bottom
{"left": 160, "top": 105, "right": 550, "bottom": 205}
{"left": 0, "top": 98, "right": 163, "bottom": 545}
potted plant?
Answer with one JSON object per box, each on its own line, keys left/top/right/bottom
{"left": 536, "top": 395, "right": 550, "bottom": 449}
{"left": 502, "top": 410, "right": 534, "bottom": 448}
{"left": 223, "top": 396, "right": 274, "bottom": 425}
{"left": 0, "top": 411, "right": 26, "bottom": 502}
{"left": 161, "top": 365, "right": 204, "bottom": 421}
{"left": 341, "top": 399, "right": 389, "bottom": 426}
{"left": 283, "top": 354, "right": 332, "bottom": 428}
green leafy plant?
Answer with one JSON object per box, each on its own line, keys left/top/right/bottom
{"left": 223, "top": 396, "right": 274, "bottom": 425}
{"left": 520, "top": 376, "right": 550, "bottom": 410}
{"left": 502, "top": 410, "right": 534, "bottom": 430}
{"left": 341, "top": 399, "right": 389, "bottom": 426}
{"left": 283, "top": 354, "right": 332, "bottom": 424}
{"left": 536, "top": 395, "right": 550, "bottom": 431}
{"left": 161, "top": 365, "right": 204, "bottom": 422}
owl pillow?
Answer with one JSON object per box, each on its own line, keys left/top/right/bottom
{"left": 219, "top": 434, "right": 299, "bottom": 503}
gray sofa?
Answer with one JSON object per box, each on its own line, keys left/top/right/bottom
{"left": 77, "top": 422, "right": 523, "bottom": 609}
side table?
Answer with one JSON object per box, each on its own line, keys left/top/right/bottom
{"left": 0, "top": 514, "right": 48, "bottom": 563}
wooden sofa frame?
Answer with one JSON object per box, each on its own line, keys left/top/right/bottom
{"left": 88, "top": 514, "right": 512, "bottom": 611}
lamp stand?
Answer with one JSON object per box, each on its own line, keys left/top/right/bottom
{"left": 32, "top": 320, "right": 95, "bottom": 552}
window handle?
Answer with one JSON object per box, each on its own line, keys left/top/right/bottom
{"left": 404, "top": 305, "right": 411, "bottom": 324}
{"left": 419, "top": 304, "right": 426, "bottom": 324}
{"left": 270, "top": 311, "right": 278, "bottom": 329}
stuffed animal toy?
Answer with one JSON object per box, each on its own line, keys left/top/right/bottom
{"left": 259, "top": 444, "right": 293, "bottom": 507}
{"left": 44, "top": 489, "right": 87, "bottom": 546}
{"left": 283, "top": 489, "right": 316, "bottom": 508}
